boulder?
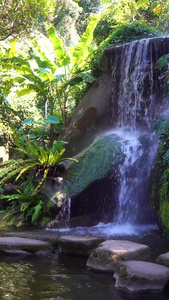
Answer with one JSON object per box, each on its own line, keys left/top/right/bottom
{"left": 65, "top": 134, "right": 123, "bottom": 198}
{"left": 65, "top": 133, "right": 124, "bottom": 221}
{"left": 0, "top": 237, "right": 52, "bottom": 254}
{"left": 157, "top": 252, "right": 169, "bottom": 267}
{"left": 113, "top": 260, "right": 169, "bottom": 292}
{"left": 86, "top": 240, "right": 150, "bottom": 273}
{"left": 58, "top": 235, "right": 104, "bottom": 256}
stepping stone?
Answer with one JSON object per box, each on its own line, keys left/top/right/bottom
{"left": 58, "top": 235, "right": 104, "bottom": 256}
{"left": 113, "top": 260, "right": 169, "bottom": 292}
{"left": 0, "top": 237, "right": 52, "bottom": 254}
{"left": 5, "top": 230, "right": 60, "bottom": 247}
{"left": 86, "top": 240, "right": 150, "bottom": 273}
{"left": 157, "top": 252, "right": 169, "bottom": 267}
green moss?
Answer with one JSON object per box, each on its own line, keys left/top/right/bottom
{"left": 160, "top": 200, "right": 169, "bottom": 234}
{"left": 65, "top": 134, "right": 124, "bottom": 197}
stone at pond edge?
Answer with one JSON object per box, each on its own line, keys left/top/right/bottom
{"left": 86, "top": 240, "right": 150, "bottom": 273}
{"left": 156, "top": 252, "right": 169, "bottom": 267}
{"left": 113, "top": 260, "right": 169, "bottom": 292}
{"left": 58, "top": 235, "right": 105, "bottom": 256}
{"left": 0, "top": 237, "right": 52, "bottom": 253}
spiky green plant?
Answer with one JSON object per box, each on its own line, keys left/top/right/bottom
{"left": 0, "top": 137, "right": 75, "bottom": 195}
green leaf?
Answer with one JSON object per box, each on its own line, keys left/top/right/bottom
{"left": 155, "top": 119, "right": 169, "bottom": 133}
{"left": 21, "top": 134, "right": 37, "bottom": 141}
{"left": 39, "top": 147, "right": 48, "bottom": 164}
{"left": 44, "top": 115, "right": 60, "bottom": 124}
{"left": 22, "top": 118, "right": 34, "bottom": 125}
{"left": 163, "top": 149, "right": 169, "bottom": 163}
{"left": 31, "top": 201, "right": 42, "bottom": 222}
{"left": 157, "top": 54, "right": 169, "bottom": 70}
{"left": 72, "top": 14, "right": 100, "bottom": 67}
{"left": 17, "top": 89, "right": 35, "bottom": 97}
{"left": 47, "top": 27, "right": 70, "bottom": 67}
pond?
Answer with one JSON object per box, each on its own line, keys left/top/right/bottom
{"left": 0, "top": 224, "right": 169, "bottom": 300}
{"left": 0, "top": 252, "right": 168, "bottom": 300}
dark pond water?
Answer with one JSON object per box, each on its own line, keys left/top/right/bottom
{"left": 0, "top": 223, "right": 169, "bottom": 300}
{"left": 0, "top": 252, "right": 168, "bottom": 300}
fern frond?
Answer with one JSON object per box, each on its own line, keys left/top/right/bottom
{"left": 0, "top": 165, "right": 30, "bottom": 185}
{"left": 0, "top": 194, "right": 21, "bottom": 200}
{"left": 32, "top": 168, "right": 49, "bottom": 195}
{"left": 0, "top": 159, "right": 34, "bottom": 180}
{"left": 26, "top": 142, "right": 40, "bottom": 158}
{"left": 39, "top": 147, "right": 48, "bottom": 165}
{"left": 15, "top": 146, "right": 36, "bottom": 158}
{"left": 31, "top": 200, "right": 42, "bottom": 222}
{"left": 16, "top": 162, "right": 39, "bottom": 181}
{"left": 0, "top": 159, "right": 26, "bottom": 168}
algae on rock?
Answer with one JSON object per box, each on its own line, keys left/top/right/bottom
{"left": 65, "top": 134, "right": 124, "bottom": 198}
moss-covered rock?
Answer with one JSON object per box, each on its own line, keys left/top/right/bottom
{"left": 65, "top": 133, "right": 124, "bottom": 198}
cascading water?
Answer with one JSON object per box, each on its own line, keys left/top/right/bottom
{"left": 108, "top": 38, "right": 168, "bottom": 230}
{"left": 113, "top": 130, "right": 157, "bottom": 227}
{"left": 51, "top": 37, "right": 169, "bottom": 236}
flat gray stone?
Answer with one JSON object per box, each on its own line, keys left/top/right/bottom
{"left": 0, "top": 237, "right": 52, "bottom": 253}
{"left": 86, "top": 240, "right": 150, "bottom": 273}
{"left": 59, "top": 235, "right": 104, "bottom": 256}
{"left": 113, "top": 260, "right": 169, "bottom": 292}
{"left": 157, "top": 252, "right": 169, "bottom": 267}
{"left": 4, "top": 230, "right": 60, "bottom": 247}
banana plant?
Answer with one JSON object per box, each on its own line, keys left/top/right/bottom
{"left": 1, "top": 14, "right": 100, "bottom": 131}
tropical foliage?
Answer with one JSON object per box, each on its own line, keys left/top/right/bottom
{"left": 0, "top": 133, "right": 73, "bottom": 226}
{"left": 0, "top": 182, "right": 50, "bottom": 226}
{"left": 95, "top": 0, "right": 169, "bottom": 45}
{"left": 0, "top": 0, "right": 55, "bottom": 41}
{"left": 1, "top": 14, "right": 100, "bottom": 133}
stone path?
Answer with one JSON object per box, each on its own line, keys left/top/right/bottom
{"left": 86, "top": 240, "right": 150, "bottom": 273}
{"left": 114, "top": 260, "right": 169, "bottom": 292}
{"left": 58, "top": 235, "right": 104, "bottom": 256}
{"left": 0, "top": 236, "right": 52, "bottom": 254}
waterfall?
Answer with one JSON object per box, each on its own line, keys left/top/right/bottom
{"left": 113, "top": 130, "right": 157, "bottom": 225}
{"left": 108, "top": 38, "right": 169, "bottom": 226}
{"left": 53, "top": 37, "right": 169, "bottom": 235}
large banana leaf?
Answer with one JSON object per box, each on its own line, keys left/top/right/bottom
{"left": 17, "top": 88, "right": 36, "bottom": 97}
{"left": 35, "top": 68, "right": 55, "bottom": 82}
{"left": 71, "top": 14, "right": 100, "bottom": 67}
{"left": 47, "top": 27, "right": 70, "bottom": 67}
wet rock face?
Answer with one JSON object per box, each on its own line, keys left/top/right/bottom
{"left": 61, "top": 72, "right": 113, "bottom": 156}
{"left": 62, "top": 37, "right": 169, "bottom": 157}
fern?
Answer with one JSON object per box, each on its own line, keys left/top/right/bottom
{"left": 32, "top": 168, "right": 49, "bottom": 195}
{"left": 154, "top": 119, "right": 169, "bottom": 134}
{"left": 31, "top": 201, "right": 42, "bottom": 223}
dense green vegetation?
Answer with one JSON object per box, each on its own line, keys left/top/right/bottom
{"left": 0, "top": 0, "right": 169, "bottom": 227}
{"left": 149, "top": 55, "right": 169, "bottom": 234}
